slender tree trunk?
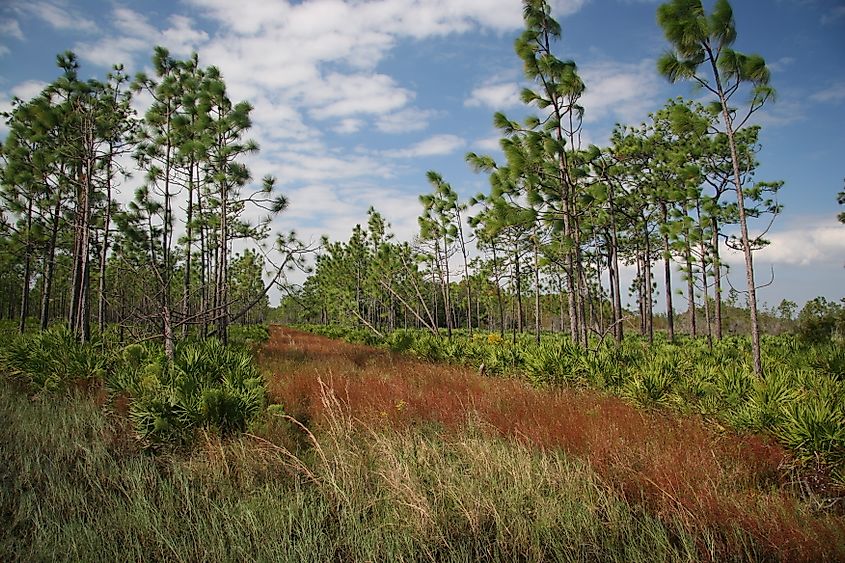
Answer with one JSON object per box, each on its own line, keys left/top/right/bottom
{"left": 18, "top": 198, "right": 33, "bottom": 334}
{"left": 441, "top": 239, "right": 453, "bottom": 338}
{"left": 711, "top": 216, "right": 723, "bottom": 340}
{"left": 40, "top": 195, "right": 62, "bottom": 330}
{"left": 97, "top": 152, "right": 113, "bottom": 334}
{"left": 709, "top": 53, "right": 762, "bottom": 375}
{"left": 660, "top": 203, "right": 674, "bottom": 342}
{"left": 608, "top": 193, "right": 624, "bottom": 342}
{"left": 685, "top": 236, "right": 697, "bottom": 337}
{"left": 699, "top": 247, "right": 713, "bottom": 349}
{"left": 533, "top": 228, "right": 541, "bottom": 344}
{"left": 514, "top": 249, "right": 524, "bottom": 334}
{"left": 492, "top": 243, "right": 505, "bottom": 338}
{"left": 182, "top": 158, "right": 195, "bottom": 338}
{"left": 643, "top": 223, "right": 654, "bottom": 344}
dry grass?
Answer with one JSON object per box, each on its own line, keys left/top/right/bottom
{"left": 261, "top": 326, "right": 845, "bottom": 562}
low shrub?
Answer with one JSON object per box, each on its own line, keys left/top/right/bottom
{"left": 0, "top": 326, "right": 106, "bottom": 392}
{"left": 119, "top": 339, "right": 267, "bottom": 446}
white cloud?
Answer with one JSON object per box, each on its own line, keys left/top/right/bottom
{"left": 579, "top": 59, "right": 662, "bottom": 125}
{"left": 721, "top": 219, "right": 845, "bottom": 267}
{"left": 465, "top": 82, "right": 522, "bottom": 110}
{"left": 21, "top": 1, "right": 97, "bottom": 33}
{"left": 810, "top": 82, "right": 845, "bottom": 104}
{"left": 75, "top": 9, "right": 208, "bottom": 68}
{"left": 385, "top": 133, "right": 466, "bottom": 158}
{"left": 334, "top": 118, "right": 365, "bottom": 134}
{"left": 270, "top": 151, "right": 394, "bottom": 184}
{"left": 188, "top": 0, "right": 585, "bottom": 39}
{"left": 10, "top": 80, "right": 48, "bottom": 100}
{"left": 280, "top": 181, "right": 422, "bottom": 247}
{"left": 767, "top": 56, "right": 795, "bottom": 73}
{"left": 306, "top": 72, "right": 413, "bottom": 119}
{"left": 376, "top": 107, "right": 439, "bottom": 134}
{"left": 0, "top": 19, "right": 24, "bottom": 40}
{"left": 474, "top": 135, "right": 502, "bottom": 152}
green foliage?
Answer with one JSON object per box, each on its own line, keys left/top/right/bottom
{"left": 228, "top": 323, "right": 270, "bottom": 349}
{"left": 120, "top": 339, "right": 266, "bottom": 445}
{"left": 0, "top": 326, "right": 106, "bottom": 392}
{"left": 781, "top": 397, "right": 845, "bottom": 466}
{"left": 796, "top": 297, "right": 845, "bottom": 344}
{"left": 0, "top": 322, "right": 270, "bottom": 447}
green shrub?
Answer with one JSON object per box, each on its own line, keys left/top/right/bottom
{"left": 127, "top": 339, "right": 266, "bottom": 446}
{"left": 0, "top": 327, "right": 106, "bottom": 392}
{"left": 780, "top": 397, "right": 845, "bottom": 466}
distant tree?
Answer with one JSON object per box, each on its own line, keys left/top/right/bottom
{"left": 837, "top": 178, "right": 844, "bottom": 224}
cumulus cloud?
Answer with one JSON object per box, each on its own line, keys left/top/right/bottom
{"left": 721, "top": 219, "right": 845, "bottom": 267}
{"left": 75, "top": 8, "right": 208, "bottom": 67}
{"left": 10, "top": 80, "right": 48, "bottom": 100}
{"left": 269, "top": 151, "right": 395, "bottom": 184}
{"left": 385, "top": 134, "right": 466, "bottom": 158}
{"left": 465, "top": 82, "right": 522, "bottom": 110}
{"left": 376, "top": 107, "right": 439, "bottom": 134}
{"left": 305, "top": 73, "right": 413, "bottom": 119}
{"left": 579, "top": 59, "right": 662, "bottom": 125}
{"left": 474, "top": 135, "right": 503, "bottom": 152}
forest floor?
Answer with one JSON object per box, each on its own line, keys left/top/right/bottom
{"left": 259, "top": 325, "right": 845, "bottom": 561}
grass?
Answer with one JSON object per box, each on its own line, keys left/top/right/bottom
{"left": 2, "top": 323, "right": 843, "bottom": 561}
{"left": 297, "top": 324, "right": 845, "bottom": 476}
{"left": 263, "top": 327, "right": 845, "bottom": 561}
{"left": 1, "top": 379, "right": 713, "bottom": 562}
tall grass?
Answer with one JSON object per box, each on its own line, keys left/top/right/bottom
{"left": 1, "top": 380, "right": 712, "bottom": 562}
{"left": 299, "top": 325, "right": 845, "bottom": 479}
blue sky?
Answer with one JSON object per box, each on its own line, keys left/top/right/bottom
{"left": 1, "top": 0, "right": 843, "bottom": 309}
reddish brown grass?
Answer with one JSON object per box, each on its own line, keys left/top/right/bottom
{"left": 259, "top": 326, "right": 845, "bottom": 561}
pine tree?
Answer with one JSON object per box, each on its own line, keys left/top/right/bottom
{"left": 657, "top": 0, "right": 775, "bottom": 375}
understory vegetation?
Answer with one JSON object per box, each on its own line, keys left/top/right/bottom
{"left": 299, "top": 324, "right": 845, "bottom": 484}
{"left": 0, "top": 321, "right": 270, "bottom": 448}
{"left": 0, "top": 378, "right": 734, "bottom": 563}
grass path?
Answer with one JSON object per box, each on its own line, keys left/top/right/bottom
{"left": 259, "top": 326, "right": 845, "bottom": 561}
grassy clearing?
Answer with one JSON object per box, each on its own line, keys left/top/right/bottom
{"left": 1, "top": 379, "right": 713, "bottom": 562}
{"left": 263, "top": 327, "right": 845, "bottom": 561}
{"left": 2, "top": 323, "right": 843, "bottom": 561}
{"left": 297, "top": 324, "right": 845, "bottom": 479}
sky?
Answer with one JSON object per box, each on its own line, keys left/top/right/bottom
{"left": 0, "top": 0, "right": 843, "bottom": 310}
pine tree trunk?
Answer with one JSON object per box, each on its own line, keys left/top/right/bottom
{"left": 18, "top": 198, "right": 33, "bottom": 334}
{"left": 660, "top": 203, "right": 674, "bottom": 342}
{"left": 709, "top": 53, "right": 762, "bottom": 375}
{"left": 711, "top": 216, "right": 723, "bottom": 340}
{"left": 98, "top": 152, "right": 113, "bottom": 334}
{"left": 643, "top": 223, "right": 654, "bottom": 344}
{"left": 533, "top": 229, "right": 541, "bottom": 344}
{"left": 685, "top": 236, "right": 697, "bottom": 337}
